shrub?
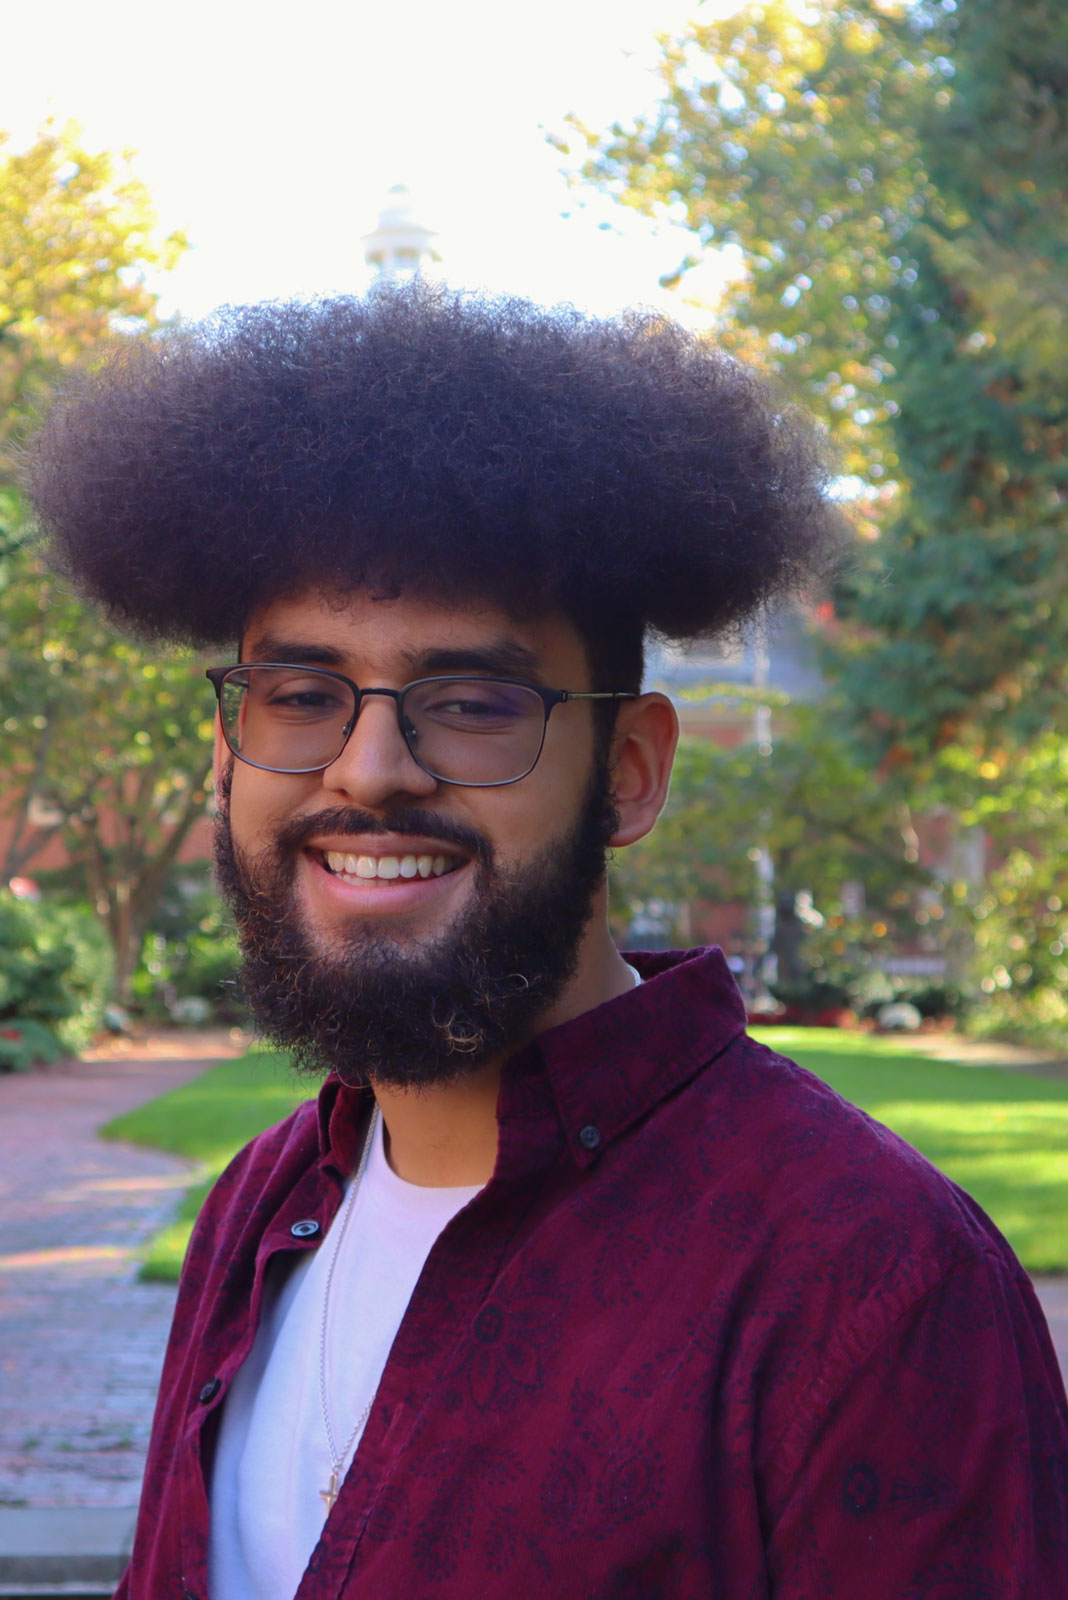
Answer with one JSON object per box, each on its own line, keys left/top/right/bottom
{"left": 850, "top": 970, "right": 971, "bottom": 1022}
{"left": 0, "top": 890, "right": 113, "bottom": 1063}
{"left": 965, "top": 985, "right": 1068, "bottom": 1049}
{"left": 769, "top": 973, "right": 853, "bottom": 1014}
{"left": 0, "top": 1019, "right": 66, "bottom": 1072}
{"left": 901, "top": 979, "right": 970, "bottom": 1021}
{"left": 130, "top": 866, "right": 244, "bottom": 1023}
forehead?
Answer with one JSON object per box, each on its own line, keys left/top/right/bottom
{"left": 240, "top": 587, "right": 591, "bottom": 684}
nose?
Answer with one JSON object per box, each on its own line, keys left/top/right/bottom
{"left": 319, "top": 692, "right": 439, "bottom": 807}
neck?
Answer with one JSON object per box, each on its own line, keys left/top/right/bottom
{"left": 375, "top": 904, "right": 634, "bottom": 1186}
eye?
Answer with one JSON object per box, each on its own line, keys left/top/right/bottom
{"left": 269, "top": 687, "right": 338, "bottom": 710}
{"left": 419, "top": 683, "right": 531, "bottom": 728}
{"left": 437, "top": 695, "right": 514, "bottom": 719}
{"left": 249, "top": 672, "right": 350, "bottom": 718}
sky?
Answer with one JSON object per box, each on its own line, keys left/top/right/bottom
{"left": 4, "top": 0, "right": 743, "bottom": 322}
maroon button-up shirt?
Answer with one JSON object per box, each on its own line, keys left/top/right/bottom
{"left": 119, "top": 947, "right": 1068, "bottom": 1598}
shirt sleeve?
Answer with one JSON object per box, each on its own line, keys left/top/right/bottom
{"left": 765, "top": 1249, "right": 1068, "bottom": 1598}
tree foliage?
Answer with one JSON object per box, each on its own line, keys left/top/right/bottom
{"left": 579, "top": 0, "right": 1068, "bottom": 1033}
{"left": 568, "top": 0, "right": 944, "bottom": 478}
{"left": 0, "top": 501, "right": 213, "bottom": 1002}
{"left": 611, "top": 700, "right": 930, "bottom": 941}
{"left": 842, "top": 0, "right": 1068, "bottom": 764}
{"left": 943, "top": 732, "right": 1068, "bottom": 1027}
{"left": 0, "top": 127, "right": 201, "bottom": 1006}
{"left": 0, "top": 120, "right": 185, "bottom": 475}
{"left": 574, "top": 0, "right": 1068, "bottom": 764}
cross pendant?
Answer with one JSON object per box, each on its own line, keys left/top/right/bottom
{"left": 320, "top": 1470, "right": 339, "bottom": 1513}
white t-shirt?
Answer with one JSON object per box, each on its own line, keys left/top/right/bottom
{"left": 207, "top": 1112, "right": 482, "bottom": 1600}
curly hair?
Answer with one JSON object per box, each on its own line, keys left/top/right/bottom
{"left": 25, "top": 282, "right": 839, "bottom": 688}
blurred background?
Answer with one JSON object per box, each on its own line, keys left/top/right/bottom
{"left": 2, "top": 0, "right": 1067, "bottom": 1059}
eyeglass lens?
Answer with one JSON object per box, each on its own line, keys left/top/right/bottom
{"left": 218, "top": 667, "right": 548, "bottom": 783}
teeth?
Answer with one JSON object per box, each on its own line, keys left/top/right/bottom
{"left": 323, "top": 849, "right": 457, "bottom": 881}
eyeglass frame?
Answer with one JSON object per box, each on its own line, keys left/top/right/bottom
{"left": 206, "top": 662, "right": 637, "bottom": 788}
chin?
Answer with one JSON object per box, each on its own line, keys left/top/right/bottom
{"left": 213, "top": 765, "right": 618, "bottom": 1087}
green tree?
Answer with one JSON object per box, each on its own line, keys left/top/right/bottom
{"left": 0, "top": 120, "right": 185, "bottom": 475}
{"left": 573, "top": 0, "right": 1068, "bottom": 762}
{"left": 610, "top": 699, "right": 930, "bottom": 952}
{"left": 566, "top": 0, "right": 945, "bottom": 479}
{"left": 0, "top": 504, "right": 214, "bottom": 1003}
{"left": 837, "top": 0, "right": 1068, "bottom": 764}
{"left": 0, "top": 126, "right": 201, "bottom": 1005}
{"left": 577, "top": 0, "right": 1068, "bottom": 1038}
{"left": 932, "top": 731, "right": 1068, "bottom": 1038}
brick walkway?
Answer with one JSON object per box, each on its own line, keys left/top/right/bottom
{"left": 0, "top": 1036, "right": 243, "bottom": 1509}
{"left": 0, "top": 1032, "right": 1065, "bottom": 1515}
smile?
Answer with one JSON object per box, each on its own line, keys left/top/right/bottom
{"left": 319, "top": 849, "right": 464, "bottom": 883}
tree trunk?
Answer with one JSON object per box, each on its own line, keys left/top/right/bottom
{"left": 65, "top": 764, "right": 212, "bottom": 1007}
{"left": 2, "top": 715, "right": 59, "bottom": 879}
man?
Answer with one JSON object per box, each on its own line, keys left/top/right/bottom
{"left": 28, "top": 286, "right": 1068, "bottom": 1598}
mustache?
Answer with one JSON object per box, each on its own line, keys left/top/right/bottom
{"left": 272, "top": 805, "right": 493, "bottom": 865}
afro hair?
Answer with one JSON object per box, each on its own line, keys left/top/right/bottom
{"left": 25, "top": 282, "right": 840, "bottom": 684}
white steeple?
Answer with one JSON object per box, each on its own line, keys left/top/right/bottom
{"left": 362, "top": 184, "right": 440, "bottom": 281}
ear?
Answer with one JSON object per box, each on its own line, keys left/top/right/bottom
{"left": 607, "top": 692, "right": 679, "bottom": 848}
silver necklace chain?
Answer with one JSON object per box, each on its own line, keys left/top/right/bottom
{"left": 317, "top": 1101, "right": 380, "bottom": 1511}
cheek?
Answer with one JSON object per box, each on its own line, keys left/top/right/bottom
{"left": 538, "top": 723, "right": 598, "bottom": 809}
{"left": 228, "top": 771, "right": 314, "bottom": 848}
{"left": 479, "top": 756, "right": 593, "bottom": 861}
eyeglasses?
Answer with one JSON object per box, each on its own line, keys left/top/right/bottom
{"left": 206, "top": 663, "right": 635, "bottom": 787}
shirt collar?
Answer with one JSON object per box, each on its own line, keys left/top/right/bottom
{"left": 315, "top": 946, "right": 747, "bottom": 1177}
{"left": 525, "top": 946, "right": 747, "bottom": 1168}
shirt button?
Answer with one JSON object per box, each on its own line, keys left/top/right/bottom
{"left": 290, "top": 1219, "right": 321, "bottom": 1238}
{"left": 198, "top": 1378, "right": 222, "bottom": 1405}
{"left": 578, "top": 1124, "right": 602, "bottom": 1151}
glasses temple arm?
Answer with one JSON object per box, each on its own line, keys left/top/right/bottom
{"left": 559, "top": 691, "right": 639, "bottom": 702}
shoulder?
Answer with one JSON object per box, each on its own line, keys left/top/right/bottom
{"left": 651, "top": 1033, "right": 1062, "bottom": 1468}
{"left": 694, "top": 1030, "right": 999, "bottom": 1252}
{"left": 650, "top": 1028, "right": 1027, "bottom": 1351}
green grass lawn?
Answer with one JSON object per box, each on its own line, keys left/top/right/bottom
{"left": 102, "top": 1029, "right": 1068, "bottom": 1279}
{"left": 101, "top": 1048, "right": 310, "bottom": 1281}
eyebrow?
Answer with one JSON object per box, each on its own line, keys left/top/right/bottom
{"left": 243, "top": 635, "right": 349, "bottom": 668}
{"left": 401, "top": 640, "right": 543, "bottom": 681}
{"left": 242, "top": 634, "right": 543, "bottom": 682}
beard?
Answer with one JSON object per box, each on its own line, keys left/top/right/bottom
{"left": 212, "top": 765, "right": 618, "bottom": 1088}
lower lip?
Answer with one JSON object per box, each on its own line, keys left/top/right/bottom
{"left": 300, "top": 850, "right": 472, "bottom": 915}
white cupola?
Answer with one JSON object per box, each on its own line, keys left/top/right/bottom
{"left": 362, "top": 184, "right": 440, "bottom": 281}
